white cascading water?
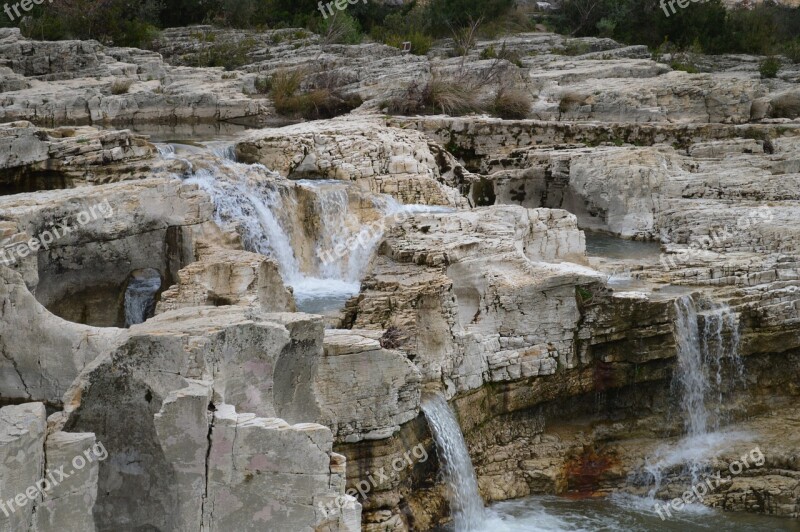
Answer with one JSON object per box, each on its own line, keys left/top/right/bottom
{"left": 673, "top": 295, "right": 742, "bottom": 437}
{"left": 124, "top": 269, "right": 162, "bottom": 327}
{"left": 421, "top": 394, "right": 486, "bottom": 532}
{"left": 641, "top": 295, "right": 744, "bottom": 496}
{"left": 162, "top": 142, "right": 442, "bottom": 314}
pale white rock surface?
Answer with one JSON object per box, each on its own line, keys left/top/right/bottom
{"left": 0, "top": 28, "right": 270, "bottom": 126}
{"left": 33, "top": 431, "right": 99, "bottom": 532}
{"left": 236, "top": 118, "right": 471, "bottom": 207}
{"left": 156, "top": 243, "right": 295, "bottom": 314}
{"left": 204, "top": 404, "right": 361, "bottom": 532}
{"left": 347, "top": 205, "right": 603, "bottom": 393}
{"left": 0, "top": 403, "right": 46, "bottom": 532}
{"left": 318, "top": 330, "right": 422, "bottom": 443}
{"left": 60, "top": 307, "right": 359, "bottom": 531}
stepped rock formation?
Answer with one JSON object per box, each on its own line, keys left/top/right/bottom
{"left": 0, "top": 20, "right": 799, "bottom": 532}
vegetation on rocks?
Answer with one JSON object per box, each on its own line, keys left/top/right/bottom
{"left": 554, "top": 0, "right": 800, "bottom": 57}
{"left": 4, "top": 0, "right": 798, "bottom": 65}
{"left": 269, "top": 69, "right": 362, "bottom": 119}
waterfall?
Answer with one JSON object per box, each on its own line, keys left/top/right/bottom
{"left": 124, "top": 269, "right": 162, "bottom": 327}
{"left": 186, "top": 166, "right": 302, "bottom": 281}
{"left": 296, "top": 179, "right": 404, "bottom": 282}
{"left": 673, "top": 296, "right": 709, "bottom": 437}
{"left": 640, "top": 295, "right": 744, "bottom": 496}
{"left": 673, "top": 295, "right": 742, "bottom": 437}
{"left": 172, "top": 145, "right": 421, "bottom": 314}
{"left": 421, "top": 394, "right": 485, "bottom": 532}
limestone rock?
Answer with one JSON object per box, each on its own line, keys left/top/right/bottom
{"left": 235, "top": 118, "right": 471, "bottom": 207}
{"left": 317, "top": 330, "right": 422, "bottom": 442}
{"left": 346, "top": 205, "right": 602, "bottom": 393}
{"left": 33, "top": 431, "right": 100, "bottom": 532}
{"left": 0, "top": 403, "right": 46, "bottom": 532}
{"left": 156, "top": 243, "right": 295, "bottom": 314}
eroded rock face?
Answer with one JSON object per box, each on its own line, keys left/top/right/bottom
{"left": 0, "top": 28, "right": 270, "bottom": 127}
{"left": 0, "top": 403, "right": 46, "bottom": 532}
{"left": 0, "top": 177, "right": 214, "bottom": 326}
{"left": 345, "top": 205, "right": 601, "bottom": 394}
{"left": 0, "top": 403, "right": 99, "bottom": 532}
{"left": 0, "top": 267, "right": 121, "bottom": 403}
{"left": 60, "top": 307, "right": 358, "bottom": 531}
{"left": 235, "top": 118, "right": 471, "bottom": 207}
{"left": 0, "top": 121, "right": 179, "bottom": 194}
{"left": 318, "top": 330, "right": 422, "bottom": 443}
{"left": 156, "top": 242, "right": 295, "bottom": 314}
{"left": 1, "top": 19, "right": 800, "bottom": 531}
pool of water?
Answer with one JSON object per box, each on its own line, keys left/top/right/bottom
{"left": 291, "top": 277, "right": 360, "bottom": 315}
{"left": 445, "top": 494, "right": 800, "bottom": 532}
{"left": 585, "top": 231, "right": 662, "bottom": 261}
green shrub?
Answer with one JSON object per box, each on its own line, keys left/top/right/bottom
{"left": 480, "top": 45, "right": 498, "bottom": 59}
{"left": 319, "top": 11, "right": 363, "bottom": 45}
{"left": 186, "top": 37, "right": 258, "bottom": 70}
{"left": 783, "top": 40, "right": 800, "bottom": 64}
{"left": 561, "top": 40, "right": 590, "bottom": 56}
{"left": 381, "top": 31, "right": 433, "bottom": 56}
{"left": 406, "top": 32, "right": 434, "bottom": 55}
{"left": 254, "top": 76, "right": 272, "bottom": 94}
{"left": 671, "top": 61, "right": 699, "bottom": 74}
{"left": 270, "top": 70, "right": 361, "bottom": 119}
{"left": 426, "top": 0, "right": 515, "bottom": 35}
{"left": 760, "top": 56, "right": 781, "bottom": 79}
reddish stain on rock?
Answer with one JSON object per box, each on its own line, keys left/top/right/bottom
{"left": 563, "top": 445, "right": 618, "bottom": 497}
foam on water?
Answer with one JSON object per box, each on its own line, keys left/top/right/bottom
{"left": 467, "top": 494, "right": 793, "bottom": 532}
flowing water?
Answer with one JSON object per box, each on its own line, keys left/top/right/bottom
{"left": 464, "top": 494, "right": 800, "bottom": 532}
{"left": 124, "top": 268, "right": 162, "bottom": 327}
{"left": 161, "top": 142, "right": 448, "bottom": 314}
{"left": 636, "top": 295, "right": 746, "bottom": 498}
{"left": 156, "top": 141, "right": 784, "bottom": 530}
{"left": 422, "top": 394, "right": 486, "bottom": 532}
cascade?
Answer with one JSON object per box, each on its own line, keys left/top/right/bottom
{"left": 421, "top": 394, "right": 485, "bottom": 532}
{"left": 164, "top": 143, "right": 427, "bottom": 314}
{"left": 641, "top": 295, "right": 744, "bottom": 496}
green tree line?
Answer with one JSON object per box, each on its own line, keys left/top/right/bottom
{"left": 0, "top": 0, "right": 797, "bottom": 61}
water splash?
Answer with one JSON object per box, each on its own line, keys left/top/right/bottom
{"left": 638, "top": 295, "right": 745, "bottom": 497}
{"left": 421, "top": 394, "right": 485, "bottom": 532}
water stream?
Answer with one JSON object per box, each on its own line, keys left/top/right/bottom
{"left": 124, "top": 268, "right": 162, "bottom": 327}
{"left": 161, "top": 142, "right": 448, "bottom": 315}
{"left": 640, "top": 295, "right": 745, "bottom": 496}
{"left": 421, "top": 394, "right": 486, "bottom": 532}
